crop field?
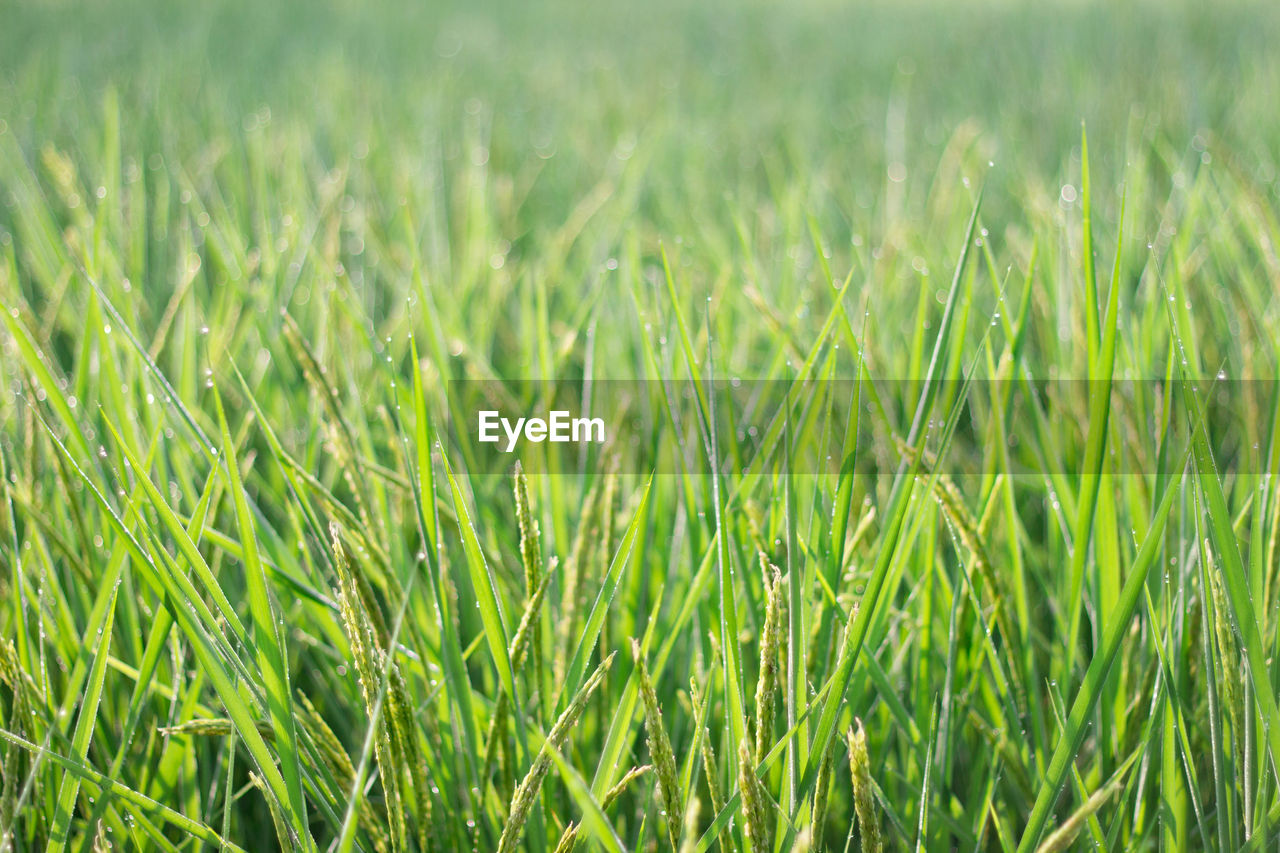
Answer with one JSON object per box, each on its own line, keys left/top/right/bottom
{"left": 3, "top": 0, "right": 1280, "bottom": 850}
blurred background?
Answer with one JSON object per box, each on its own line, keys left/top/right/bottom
{"left": 3, "top": 0, "right": 1279, "bottom": 383}
{"left": 5, "top": 0, "right": 1279, "bottom": 190}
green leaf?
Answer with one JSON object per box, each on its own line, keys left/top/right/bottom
{"left": 211, "top": 380, "right": 311, "bottom": 846}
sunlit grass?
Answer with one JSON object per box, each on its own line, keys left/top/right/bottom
{"left": 3, "top": 0, "right": 1280, "bottom": 850}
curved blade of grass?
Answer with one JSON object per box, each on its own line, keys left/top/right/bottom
{"left": 547, "top": 743, "right": 628, "bottom": 853}
{"left": 1033, "top": 748, "right": 1140, "bottom": 853}
{"left": 81, "top": 268, "right": 214, "bottom": 452}
{"left": 401, "top": 332, "right": 480, "bottom": 797}
{"left": 45, "top": 580, "right": 118, "bottom": 853}
{"left": 704, "top": 319, "right": 749, "bottom": 765}
{"left": 1179, "top": 374, "right": 1280, "bottom": 797}
{"left": 1064, "top": 184, "right": 1126, "bottom": 678}
{"left": 560, "top": 474, "right": 652, "bottom": 710}
{"left": 1015, "top": 448, "right": 1187, "bottom": 853}
{"left": 915, "top": 701, "right": 938, "bottom": 853}
{"left": 590, "top": 529, "right": 715, "bottom": 799}
{"left": 100, "top": 417, "right": 250, "bottom": 652}
{"left": 1081, "top": 125, "right": 1100, "bottom": 367}
{"left": 0, "top": 307, "right": 92, "bottom": 461}
{"left": 692, "top": 675, "right": 838, "bottom": 853}
{"left": 438, "top": 441, "right": 531, "bottom": 778}
{"left": 211, "top": 381, "right": 311, "bottom": 847}
{"left": 42, "top": 410, "right": 303, "bottom": 848}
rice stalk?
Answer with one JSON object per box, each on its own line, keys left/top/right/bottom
{"left": 160, "top": 718, "right": 273, "bottom": 739}
{"left": 297, "top": 693, "right": 390, "bottom": 853}
{"left": 632, "top": 638, "right": 683, "bottom": 849}
{"left": 754, "top": 555, "right": 782, "bottom": 765}
{"left": 482, "top": 566, "right": 555, "bottom": 791}
{"left": 691, "top": 677, "right": 732, "bottom": 853}
{"left": 282, "top": 314, "right": 378, "bottom": 541}
{"left": 595, "top": 465, "right": 619, "bottom": 721}
{"left": 848, "top": 719, "right": 881, "bottom": 853}
{"left": 737, "top": 734, "right": 772, "bottom": 853}
{"left": 601, "top": 764, "right": 651, "bottom": 810}
{"left": 897, "top": 436, "right": 1028, "bottom": 706}
{"left": 552, "top": 822, "right": 578, "bottom": 853}
{"left": 0, "top": 639, "right": 26, "bottom": 839}
{"left": 809, "top": 723, "right": 836, "bottom": 849}
{"left": 296, "top": 694, "right": 355, "bottom": 794}
{"left": 331, "top": 523, "right": 406, "bottom": 852}
{"left": 249, "top": 772, "right": 292, "bottom": 852}
{"left": 513, "top": 463, "right": 546, "bottom": 716}
{"left": 384, "top": 660, "right": 433, "bottom": 852}
{"left": 1207, "top": 547, "right": 1243, "bottom": 758}
{"left": 1032, "top": 768, "right": 1127, "bottom": 853}
{"left": 496, "top": 652, "right": 615, "bottom": 853}
{"left": 330, "top": 518, "right": 433, "bottom": 846}
{"left": 556, "top": 478, "right": 603, "bottom": 679}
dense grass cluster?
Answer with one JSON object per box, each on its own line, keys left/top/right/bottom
{"left": 4, "top": 0, "right": 1280, "bottom": 850}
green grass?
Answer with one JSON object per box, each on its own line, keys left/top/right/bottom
{"left": 4, "top": 0, "right": 1280, "bottom": 850}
